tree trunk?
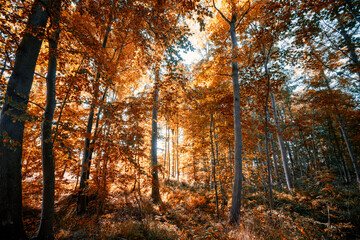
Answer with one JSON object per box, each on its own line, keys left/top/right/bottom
{"left": 229, "top": 16, "right": 243, "bottom": 225}
{"left": 172, "top": 129, "right": 175, "bottom": 178}
{"left": 0, "top": 1, "right": 49, "bottom": 239}
{"left": 339, "top": 118, "right": 360, "bottom": 186}
{"left": 292, "top": 133, "right": 303, "bottom": 177}
{"left": 77, "top": 96, "right": 96, "bottom": 214}
{"left": 270, "top": 133, "right": 281, "bottom": 184}
{"left": 324, "top": 80, "right": 358, "bottom": 184}
{"left": 263, "top": 44, "right": 274, "bottom": 210}
{"left": 271, "top": 93, "right": 293, "bottom": 192}
{"left": 0, "top": 46, "right": 7, "bottom": 80}
{"left": 328, "top": 117, "right": 351, "bottom": 183}
{"left": 210, "top": 112, "right": 220, "bottom": 220}
{"left": 167, "top": 122, "right": 171, "bottom": 180}
{"left": 176, "top": 121, "right": 179, "bottom": 181}
{"left": 36, "top": 1, "right": 61, "bottom": 238}
{"left": 150, "top": 66, "right": 161, "bottom": 203}
{"left": 345, "top": 0, "right": 360, "bottom": 23}
{"left": 311, "top": 109, "right": 319, "bottom": 171}
{"left": 286, "top": 142, "right": 297, "bottom": 182}
{"left": 77, "top": 26, "right": 110, "bottom": 214}
{"left": 52, "top": 57, "right": 85, "bottom": 143}
{"left": 338, "top": 25, "right": 360, "bottom": 83}
{"left": 287, "top": 104, "right": 313, "bottom": 169}
{"left": 163, "top": 120, "right": 167, "bottom": 179}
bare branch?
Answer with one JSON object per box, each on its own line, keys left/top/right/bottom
{"left": 213, "top": 0, "right": 231, "bottom": 24}
{"left": 34, "top": 72, "right": 47, "bottom": 79}
{"left": 29, "top": 100, "right": 45, "bottom": 111}
{"left": 309, "top": 43, "right": 358, "bottom": 82}
{"left": 235, "top": 1, "right": 251, "bottom": 29}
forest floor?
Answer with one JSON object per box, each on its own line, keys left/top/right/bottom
{"left": 23, "top": 175, "right": 360, "bottom": 239}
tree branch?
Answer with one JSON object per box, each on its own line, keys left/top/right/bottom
{"left": 235, "top": 1, "right": 251, "bottom": 29}
{"left": 213, "top": 0, "right": 230, "bottom": 24}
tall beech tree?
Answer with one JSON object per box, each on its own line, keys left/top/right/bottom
{"left": 0, "top": 0, "right": 50, "bottom": 238}
{"left": 36, "top": 0, "right": 62, "bottom": 238}
{"left": 212, "top": 0, "right": 251, "bottom": 224}
{"left": 150, "top": 65, "right": 161, "bottom": 203}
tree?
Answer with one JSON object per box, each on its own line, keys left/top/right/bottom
{"left": 36, "top": 0, "right": 62, "bottom": 239}
{"left": 271, "top": 92, "right": 294, "bottom": 192}
{"left": 212, "top": 0, "right": 251, "bottom": 224}
{"left": 150, "top": 65, "right": 161, "bottom": 203}
{"left": 0, "top": 1, "right": 49, "bottom": 238}
{"left": 77, "top": 24, "right": 111, "bottom": 215}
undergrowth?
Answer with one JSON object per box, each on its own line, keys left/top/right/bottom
{"left": 22, "top": 176, "right": 360, "bottom": 239}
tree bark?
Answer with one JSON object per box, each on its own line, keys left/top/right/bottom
{"left": 0, "top": 1, "right": 49, "bottom": 239}
{"left": 213, "top": 0, "right": 250, "bottom": 224}
{"left": 270, "top": 133, "right": 281, "bottom": 184}
{"left": 150, "top": 66, "right": 161, "bottom": 203}
{"left": 36, "top": 1, "right": 61, "bottom": 238}
{"left": 210, "top": 112, "right": 220, "bottom": 220}
{"left": 271, "top": 93, "right": 293, "bottom": 192}
{"left": 228, "top": 15, "right": 244, "bottom": 225}
{"left": 263, "top": 43, "right": 274, "bottom": 210}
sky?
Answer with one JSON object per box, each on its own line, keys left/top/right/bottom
{"left": 181, "top": 50, "right": 203, "bottom": 65}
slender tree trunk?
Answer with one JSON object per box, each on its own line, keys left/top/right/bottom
{"left": 340, "top": 142, "right": 352, "bottom": 182}
{"left": 270, "top": 133, "right": 281, "bottom": 184}
{"left": 150, "top": 66, "right": 161, "bottom": 203}
{"left": 263, "top": 43, "right": 274, "bottom": 210}
{"left": 164, "top": 120, "right": 167, "bottom": 179}
{"left": 212, "top": 0, "right": 250, "bottom": 225}
{"left": 77, "top": 95, "right": 97, "bottom": 214}
{"left": 0, "top": 46, "right": 7, "bottom": 80}
{"left": 286, "top": 142, "right": 296, "bottom": 181}
{"left": 299, "top": 129, "right": 313, "bottom": 168}
{"left": 328, "top": 118, "right": 351, "bottom": 183}
{"left": 36, "top": 2, "right": 61, "bottom": 238}
{"left": 257, "top": 141, "right": 267, "bottom": 184}
{"left": 0, "top": 1, "right": 49, "bottom": 239}
{"left": 325, "top": 80, "right": 359, "bottom": 184}
{"left": 88, "top": 87, "right": 108, "bottom": 180}
{"left": 210, "top": 112, "right": 220, "bottom": 220}
{"left": 271, "top": 93, "right": 293, "bottom": 192}
{"left": 339, "top": 118, "right": 360, "bottom": 186}
{"left": 52, "top": 57, "right": 84, "bottom": 143}
{"left": 338, "top": 25, "right": 360, "bottom": 83}
{"left": 176, "top": 121, "right": 179, "bottom": 181}
{"left": 311, "top": 109, "right": 319, "bottom": 171}
{"left": 229, "top": 16, "right": 243, "bottom": 225}
{"left": 167, "top": 123, "right": 171, "bottom": 180}
{"left": 345, "top": 0, "right": 360, "bottom": 23}
{"left": 77, "top": 26, "right": 110, "bottom": 214}
{"left": 172, "top": 129, "right": 175, "bottom": 178}
{"left": 292, "top": 133, "right": 303, "bottom": 177}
